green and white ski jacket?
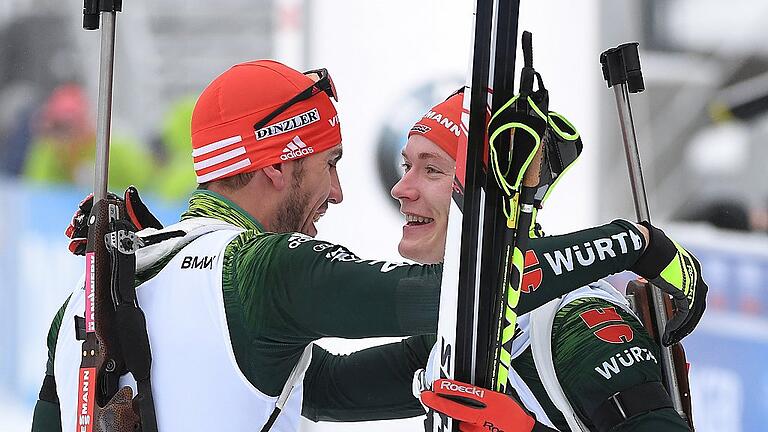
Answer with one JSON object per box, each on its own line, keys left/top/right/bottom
{"left": 510, "top": 281, "right": 690, "bottom": 431}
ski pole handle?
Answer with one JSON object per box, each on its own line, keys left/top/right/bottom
{"left": 521, "top": 131, "right": 544, "bottom": 188}
{"left": 600, "top": 43, "right": 686, "bottom": 420}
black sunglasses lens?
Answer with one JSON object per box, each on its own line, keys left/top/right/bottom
{"left": 253, "top": 68, "right": 337, "bottom": 130}
{"left": 325, "top": 73, "right": 338, "bottom": 102}
{"left": 305, "top": 69, "right": 337, "bottom": 102}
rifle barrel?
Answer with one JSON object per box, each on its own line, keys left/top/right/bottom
{"left": 611, "top": 82, "right": 685, "bottom": 417}
{"left": 93, "top": 11, "right": 117, "bottom": 201}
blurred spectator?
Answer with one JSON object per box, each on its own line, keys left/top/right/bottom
{"left": 22, "top": 84, "right": 155, "bottom": 191}
{"left": 0, "top": 14, "right": 74, "bottom": 93}
{"left": 678, "top": 198, "right": 768, "bottom": 233}
{"left": 0, "top": 12, "right": 76, "bottom": 177}
{"left": 693, "top": 200, "right": 750, "bottom": 231}
{"left": 751, "top": 201, "right": 768, "bottom": 233}
{"left": 0, "top": 83, "right": 40, "bottom": 176}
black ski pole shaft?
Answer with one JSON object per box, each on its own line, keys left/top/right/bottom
{"left": 600, "top": 43, "right": 685, "bottom": 418}
{"left": 485, "top": 30, "right": 547, "bottom": 394}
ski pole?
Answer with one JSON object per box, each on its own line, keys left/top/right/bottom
{"left": 486, "top": 31, "right": 549, "bottom": 394}
{"left": 599, "top": 43, "right": 685, "bottom": 418}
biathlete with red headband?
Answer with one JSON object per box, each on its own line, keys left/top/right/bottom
{"left": 32, "top": 62, "right": 701, "bottom": 432}
{"left": 398, "top": 93, "right": 699, "bottom": 431}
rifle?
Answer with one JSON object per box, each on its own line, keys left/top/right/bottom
{"left": 600, "top": 43, "right": 694, "bottom": 429}
{"left": 77, "top": 1, "right": 158, "bottom": 430}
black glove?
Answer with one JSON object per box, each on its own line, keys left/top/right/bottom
{"left": 630, "top": 221, "right": 707, "bottom": 346}
{"left": 65, "top": 186, "right": 163, "bottom": 255}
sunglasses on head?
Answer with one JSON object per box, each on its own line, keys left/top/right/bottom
{"left": 252, "top": 68, "right": 338, "bottom": 132}
{"left": 446, "top": 86, "right": 467, "bottom": 100}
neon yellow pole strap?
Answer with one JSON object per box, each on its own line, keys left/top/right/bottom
{"left": 535, "top": 111, "right": 582, "bottom": 206}
{"left": 488, "top": 94, "right": 521, "bottom": 124}
{"left": 488, "top": 96, "right": 547, "bottom": 195}
{"left": 527, "top": 96, "right": 547, "bottom": 121}
{"left": 503, "top": 195, "right": 520, "bottom": 228}
{"left": 493, "top": 122, "right": 541, "bottom": 191}
{"left": 529, "top": 207, "right": 540, "bottom": 238}
{"left": 536, "top": 148, "right": 580, "bottom": 205}
{"left": 548, "top": 111, "right": 580, "bottom": 140}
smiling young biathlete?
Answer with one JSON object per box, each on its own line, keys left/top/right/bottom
{"left": 398, "top": 93, "right": 700, "bottom": 431}
{"left": 33, "top": 63, "right": 700, "bottom": 432}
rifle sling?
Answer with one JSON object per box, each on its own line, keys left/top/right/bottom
{"left": 590, "top": 381, "right": 673, "bottom": 432}
{"left": 106, "top": 220, "right": 158, "bottom": 432}
{"left": 141, "top": 230, "right": 186, "bottom": 247}
{"left": 135, "top": 378, "right": 158, "bottom": 431}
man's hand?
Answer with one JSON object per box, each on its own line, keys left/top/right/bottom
{"left": 420, "top": 379, "right": 552, "bottom": 432}
{"left": 631, "top": 221, "right": 708, "bottom": 346}
{"left": 65, "top": 186, "right": 163, "bottom": 255}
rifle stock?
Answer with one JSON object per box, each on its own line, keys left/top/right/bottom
{"left": 626, "top": 280, "right": 694, "bottom": 430}
{"left": 78, "top": 198, "right": 142, "bottom": 432}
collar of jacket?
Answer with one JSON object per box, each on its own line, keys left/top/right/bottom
{"left": 181, "top": 190, "right": 265, "bottom": 232}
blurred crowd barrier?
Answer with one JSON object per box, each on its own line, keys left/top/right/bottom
{"left": 607, "top": 224, "right": 768, "bottom": 432}
{"left": 671, "top": 224, "right": 768, "bottom": 432}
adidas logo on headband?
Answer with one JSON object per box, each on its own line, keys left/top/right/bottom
{"left": 281, "top": 136, "right": 314, "bottom": 161}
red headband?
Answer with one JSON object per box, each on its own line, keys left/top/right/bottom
{"left": 191, "top": 60, "right": 342, "bottom": 183}
{"left": 408, "top": 92, "right": 465, "bottom": 160}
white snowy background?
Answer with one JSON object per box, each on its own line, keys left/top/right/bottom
{"left": 1, "top": 1, "right": 767, "bottom": 431}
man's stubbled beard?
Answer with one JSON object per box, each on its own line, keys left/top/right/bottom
{"left": 273, "top": 160, "right": 312, "bottom": 234}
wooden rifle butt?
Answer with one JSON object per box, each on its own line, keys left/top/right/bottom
{"left": 625, "top": 279, "right": 694, "bottom": 430}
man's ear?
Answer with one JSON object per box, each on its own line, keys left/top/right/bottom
{"left": 262, "top": 163, "right": 287, "bottom": 190}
